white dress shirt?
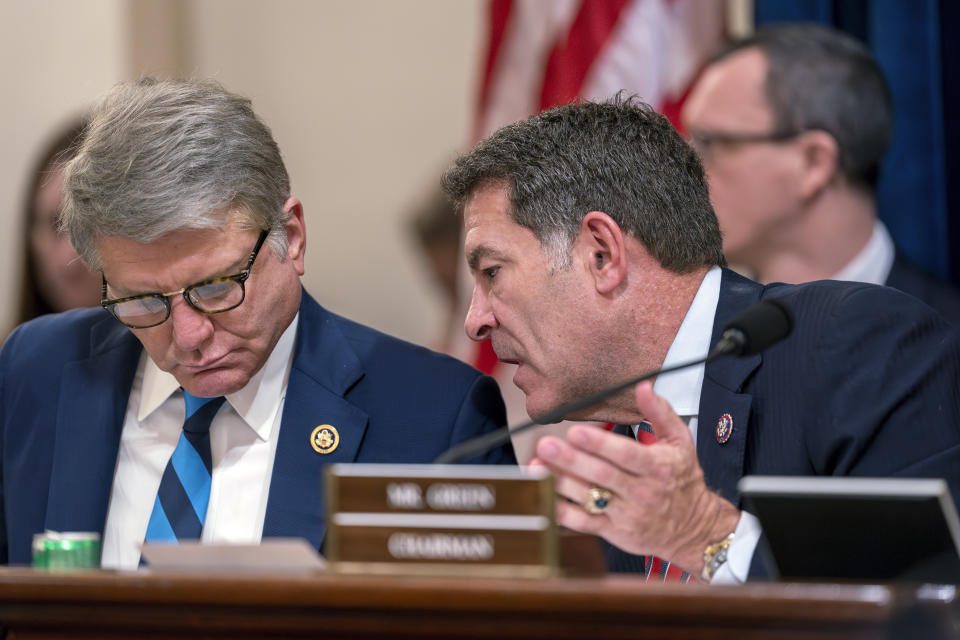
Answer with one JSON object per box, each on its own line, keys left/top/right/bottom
{"left": 632, "top": 266, "right": 761, "bottom": 583}
{"left": 831, "top": 220, "right": 895, "bottom": 286}
{"left": 100, "top": 314, "right": 299, "bottom": 570}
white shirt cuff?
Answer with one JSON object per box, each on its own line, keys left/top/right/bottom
{"left": 706, "top": 510, "right": 762, "bottom": 584}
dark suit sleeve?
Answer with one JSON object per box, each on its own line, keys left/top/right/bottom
{"left": 0, "top": 328, "right": 9, "bottom": 564}
{"left": 747, "top": 534, "right": 772, "bottom": 580}
{"left": 739, "top": 284, "right": 960, "bottom": 580}
{"left": 0, "top": 322, "right": 32, "bottom": 565}
{"left": 803, "top": 285, "right": 960, "bottom": 497}
{"left": 447, "top": 374, "right": 516, "bottom": 465}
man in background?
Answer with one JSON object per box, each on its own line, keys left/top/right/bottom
{"left": 681, "top": 23, "right": 960, "bottom": 323}
{"left": 443, "top": 96, "right": 960, "bottom": 582}
{"left": 0, "top": 78, "right": 513, "bottom": 568}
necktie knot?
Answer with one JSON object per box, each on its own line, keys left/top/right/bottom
{"left": 182, "top": 392, "right": 226, "bottom": 434}
{"left": 636, "top": 420, "right": 656, "bottom": 445}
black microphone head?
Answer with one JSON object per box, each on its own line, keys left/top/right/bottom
{"left": 721, "top": 299, "right": 794, "bottom": 356}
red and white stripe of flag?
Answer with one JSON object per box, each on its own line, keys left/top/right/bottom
{"left": 474, "top": 0, "right": 728, "bottom": 143}
{"left": 459, "top": 0, "right": 728, "bottom": 445}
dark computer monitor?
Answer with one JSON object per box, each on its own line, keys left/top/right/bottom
{"left": 739, "top": 476, "right": 960, "bottom": 583}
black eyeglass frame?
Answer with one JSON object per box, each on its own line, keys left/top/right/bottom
{"left": 688, "top": 128, "right": 807, "bottom": 153}
{"left": 100, "top": 229, "right": 270, "bottom": 329}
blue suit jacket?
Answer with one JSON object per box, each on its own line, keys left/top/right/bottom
{"left": 0, "top": 291, "right": 513, "bottom": 564}
{"left": 606, "top": 269, "right": 960, "bottom": 575}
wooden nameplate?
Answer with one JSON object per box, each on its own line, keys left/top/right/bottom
{"left": 326, "top": 464, "right": 559, "bottom": 578}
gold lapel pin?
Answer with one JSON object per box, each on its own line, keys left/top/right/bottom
{"left": 310, "top": 424, "right": 340, "bottom": 454}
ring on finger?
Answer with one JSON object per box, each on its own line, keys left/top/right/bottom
{"left": 583, "top": 486, "right": 613, "bottom": 515}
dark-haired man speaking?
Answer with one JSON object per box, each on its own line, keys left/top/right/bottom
{"left": 443, "top": 96, "right": 960, "bottom": 582}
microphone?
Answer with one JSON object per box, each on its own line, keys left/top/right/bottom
{"left": 713, "top": 298, "right": 794, "bottom": 357}
{"left": 434, "top": 298, "right": 793, "bottom": 464}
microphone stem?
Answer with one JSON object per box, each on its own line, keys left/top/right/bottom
{"left": 434, "top": 342, "right": 732, "bottom": 464}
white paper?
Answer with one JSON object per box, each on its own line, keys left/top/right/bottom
{"left": 140, "top": 538, "right": 326, "bottom": 572}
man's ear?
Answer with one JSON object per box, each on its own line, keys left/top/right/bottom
{"left": 797, "top": 130, "right": 839, "bottom": 201}
{"left": 282, "top": 197, "right": 306, "bottom": 276}
{"left": 577, "top": 211, "right": 627, "bottom": 294}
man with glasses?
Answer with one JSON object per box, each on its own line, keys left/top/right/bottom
{"left": 0, "top": 78, "right": 514, "bottom": 568}
{"left": 681, "top": 23, "right": 960, "bottom": 323}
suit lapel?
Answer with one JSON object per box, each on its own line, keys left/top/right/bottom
{"left": 696, "top": 270, "right": 763, "bottom": 507}
{"left": 696, "top": 374, "right": 755, "bottom": 506}
{"left": 262, "top": 293, "right": 368, "bottom": 551}
{"left": 45, "top": 317, "right": 141, "bottom": 534}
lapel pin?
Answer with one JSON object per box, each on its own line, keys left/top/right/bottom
{"left": 311, "top": 424, "right": 340, "bottom": 454}
{"left": 715, "top": 414, "right": 733, "bottom": 444}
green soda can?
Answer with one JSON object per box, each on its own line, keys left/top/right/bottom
{"left": 31, "top": 533, "right": 49, "bottom": 568}
{"left": 32, "top": 532, "right": 101, "bottom": 570}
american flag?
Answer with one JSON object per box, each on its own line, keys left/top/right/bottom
{"left": 463, "top": 0, "right": 728, "bottom": 425}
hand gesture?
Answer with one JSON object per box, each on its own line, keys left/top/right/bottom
{"left": 530, "top": 381, "right": 740, "bottom": 574}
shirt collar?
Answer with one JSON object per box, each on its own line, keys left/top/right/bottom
{"left": 651, "top": 266, "right": 722, "bottom": 417}
{"left": 831, "top": 220, "right": 895, "bottom": 286}
{"left": 138, "top": 313, "right": 300, "bottom": 441}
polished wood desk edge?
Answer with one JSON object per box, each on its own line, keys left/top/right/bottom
{"left": 1, "top": 570, "right": 956, "bottom": 640}
{"left": 0, "top": 567, "right": 939, "bottom": 622}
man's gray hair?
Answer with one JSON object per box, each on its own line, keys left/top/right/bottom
{"left": 713, "top": 23, "right": 893, "bottom": 190}
{"left": 442, "top": 94, "right": 725, "bottom": 273}
{"left": 62, "top": 78, "right": 291, "bottom": 270}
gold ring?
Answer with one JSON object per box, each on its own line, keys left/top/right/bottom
{"left": 584, "top": 486, "right": 613, "bottom": 515}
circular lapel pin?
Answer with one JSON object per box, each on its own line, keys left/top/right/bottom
{"left": 310, "top": 424, "right": 340, "bottom": 454}
{"left": 715, "top": 413, "right": 733, "bottom": 444}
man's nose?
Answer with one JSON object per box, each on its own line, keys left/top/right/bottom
{"left": 169, "top": 297, "right": 214, "bottom": 352}
{"left": 464, "top": 285, "right": 497, "bottom": 341}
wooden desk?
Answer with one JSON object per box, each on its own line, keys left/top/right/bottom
{"left": 0, "top": 568, "right": 956, "bottom": 639}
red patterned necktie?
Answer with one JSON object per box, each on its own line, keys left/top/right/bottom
{"left": 636, "top": 420, "right": 692, "bottom": 583}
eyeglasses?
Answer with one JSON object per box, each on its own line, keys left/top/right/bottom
{"left": 688, "top": 129, "right": 805, "bottom": 159}
{"left": 101, "top": 229, "right": 269, "bottom": 329}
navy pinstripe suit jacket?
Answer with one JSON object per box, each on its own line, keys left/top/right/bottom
{"left": 605, "top": 268, "right": 960, "bottom": 576}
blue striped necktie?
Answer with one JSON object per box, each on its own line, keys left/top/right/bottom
{"left": 144, "top": 392, "right": 226, "bottom": 542}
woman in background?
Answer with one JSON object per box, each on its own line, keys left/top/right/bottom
{"left": 15, "top": 119, "right": 100, "bottom": 328}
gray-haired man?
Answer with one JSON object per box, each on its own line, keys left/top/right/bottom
{"left": 0, "top": 78, "right": 513, "bottom": 568}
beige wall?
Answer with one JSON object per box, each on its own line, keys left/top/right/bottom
{"left": 1, "top": 0, "right": 482, "bottom": 345}
{"left": 0, "top": 0, "right": 127, "bottom": 331}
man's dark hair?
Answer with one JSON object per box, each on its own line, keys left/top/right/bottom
{"left": 442, "top": 95, "right": 725, "bottom": 273}
{"left": 713, "top": 23, "right": 892, "bottom": 190}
